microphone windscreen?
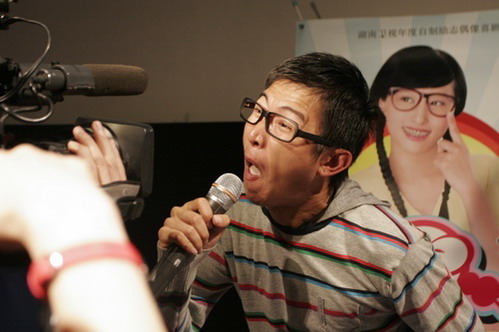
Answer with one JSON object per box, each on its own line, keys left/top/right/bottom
{"left": 84, "top": 64, "right": 148, "bottom": 96}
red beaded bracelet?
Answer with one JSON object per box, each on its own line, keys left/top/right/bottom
{"left": 27, "top": 242, "right": 144, "bottom": 299}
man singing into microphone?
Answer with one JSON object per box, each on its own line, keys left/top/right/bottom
{"left": 156, "top": 53, "right": 483, "bottom": 331}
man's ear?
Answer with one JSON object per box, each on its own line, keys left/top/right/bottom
{"left": 318, "top": 148, "right": 352, "bottom": 177}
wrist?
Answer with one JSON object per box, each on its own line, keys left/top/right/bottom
{"left": 27, "top": 241, "right": 145, "bottom": 299}
{"left": 23, "top": 195, "right": 127, "bottom": 258}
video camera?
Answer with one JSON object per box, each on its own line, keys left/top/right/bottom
{"left": 1, "top": 0, "right": 153, "bottom": 221}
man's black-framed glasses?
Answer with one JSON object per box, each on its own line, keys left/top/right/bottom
{"left": 239, "top": 98, "right": 333, "bottom": 146}
{"left": 389, "top": 87, "right": 456, "bottom": 117}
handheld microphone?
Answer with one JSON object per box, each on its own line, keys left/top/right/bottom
{"left": 148, "top": 173, "right": 243, "bottom": 298}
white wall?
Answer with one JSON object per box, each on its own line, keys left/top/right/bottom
{"left": 2, "top": 0, "right": 498, "bottom": 124}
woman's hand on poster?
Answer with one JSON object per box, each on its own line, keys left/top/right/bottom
{"left": 434, "top": 112, "right": 477, "bottom": 195}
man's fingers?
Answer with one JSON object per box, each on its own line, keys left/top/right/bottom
{"left": 67, "top": 140, "right": 103, "bottom": 182}
{"left": 74, "top": 126, "right": 111, "bottom": 184}
{"left": 91, "top": 121, "right": 126, "bottom": 181}
{"left": 207, "top": 214, "right": 231, "bottom": 244}
{"left": 71, "top": 123, "right": 126, "bottom": 185}
{"left": 72, "top": 126, "right": 97, "bottom": 146}
{"left": 158, "top": 228, "right": 199, "bottom": 255}
{"left": 173, "top": 206, "right": 211, "bottom": 242}
{"left": 66, "top": 140, "right": 79, "bottom": 154}
{"left": 157, "top": 198, "right": 225, "bottom": 254}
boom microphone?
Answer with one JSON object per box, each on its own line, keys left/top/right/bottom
{"left": 30, "top": 64, "right": 148, "bottom": 96}
{"left": 3, "top": 63, "right": 148, "bottom": 106}
{"left": 148, "top": 173, "right": 243, "bottom": 298}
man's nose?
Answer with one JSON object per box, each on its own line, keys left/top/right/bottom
{"left": 245, "top": 118, "right": 267, "bottom": 147}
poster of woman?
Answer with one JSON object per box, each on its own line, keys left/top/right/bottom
{"left": 296, "top": 9, "right": 498, "bottom": 328}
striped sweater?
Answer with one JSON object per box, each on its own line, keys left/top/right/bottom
{"left": 158, "top": 179, "right": 483, "bottom": 331}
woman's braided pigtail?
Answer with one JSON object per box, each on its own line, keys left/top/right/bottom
{"left": 375, "top": 116, "right": 408, "bottom": 217}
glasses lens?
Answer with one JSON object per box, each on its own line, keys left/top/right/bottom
{"left": 427, "top": 95, "right": 455, "bottom": 116}
{"left": 268, "top": 113, "right": 297, "bottom": 142}
{"left": 240, "top": 99, "right": 261, "bottom": 124}
{"left": 392, "top": 89, "right": 421, "bottom": 111}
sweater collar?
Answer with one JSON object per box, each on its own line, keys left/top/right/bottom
{"left": 262, "top": 179, "right": 388, "bottom": 235}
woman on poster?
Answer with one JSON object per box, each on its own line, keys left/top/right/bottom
{"left": 352, "top": 45, "right": 498, "bottom": 325}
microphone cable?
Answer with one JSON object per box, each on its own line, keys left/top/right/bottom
{"left": 0, "top": 14, "right": 53, "bottom": 147}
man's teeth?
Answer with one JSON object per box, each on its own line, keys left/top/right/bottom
{"left": 249, "top": 164, "right": 261, "bottom": 176}
{"left": 404, "top": 127, "right": 429, "bottom": 137}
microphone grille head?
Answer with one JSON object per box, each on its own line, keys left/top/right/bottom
{"left": 207, "top": 173, "right": 243, "bottom": 212}
{"left": 84, "top": 64, "right": 148, "bottom": 96}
